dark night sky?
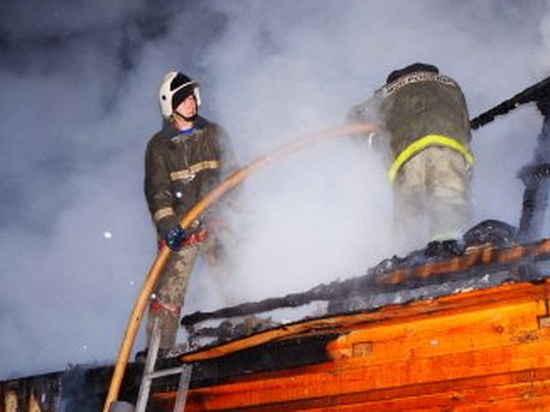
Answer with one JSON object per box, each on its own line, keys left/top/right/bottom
{"left": 0, "top": 0, "right": 548, "bottom": 380}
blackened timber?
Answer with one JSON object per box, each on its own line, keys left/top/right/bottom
{"left": 188, "top": 333, "right": 339, "bottom": 388}
{"left": 518, "top": 110, "right": 550, "bottom": 241}
{"left": 470, "top": 75, "right": 550, "bottom": 130}
{"left": 375, "top": 238, "right": 550, "bottom": 285}
{"left": 181, "top": 276, "right": 375, "bottom": 326}
{"left": 0, "top": 364, "right": 145, "bottom": 412}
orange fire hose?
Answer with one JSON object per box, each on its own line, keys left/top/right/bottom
{"left": 102, "top": 122, "right": 373, "bottom": 411}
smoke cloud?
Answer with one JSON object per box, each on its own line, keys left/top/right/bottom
{"left": 1, "top": 0, "right": 549, "bottom": 380}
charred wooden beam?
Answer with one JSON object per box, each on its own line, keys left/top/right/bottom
{"left": 470, "top": 76, "right": 550, "bottom": 130}
{"left": 181, "top": 274, "right": 376, "bottom": 327}
{"left": 188, "top": 333, "right": 340, "bottom": 388}
{"left": 518, "top": 110, "right": 550, "bottom": 242}
{"left": 0, "top": 364, "right": 144, "bottom": 412}
{"left": 374, "top": 237, "right": 550, "bottom": 286}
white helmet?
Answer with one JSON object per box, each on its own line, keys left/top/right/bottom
{"left": 158, "top": 71, "right": 201, "bottom": 118}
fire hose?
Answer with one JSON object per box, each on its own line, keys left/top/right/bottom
{"left": 102, "top": 122, "right": 374, "bottom": 411}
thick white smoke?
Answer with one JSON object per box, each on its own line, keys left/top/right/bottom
{"left": 1, "top": 0, "right": 549, "bottom": 380}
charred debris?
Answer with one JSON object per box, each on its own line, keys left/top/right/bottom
{"left": 181, "top": 75, "right": 550, "bottom": 352}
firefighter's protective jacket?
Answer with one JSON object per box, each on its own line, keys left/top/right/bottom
{"left": 144, "top": 116, "right": 235, "bottom": 236}
{"left": 348, "top": 71, "right": 473, "bottom": 182}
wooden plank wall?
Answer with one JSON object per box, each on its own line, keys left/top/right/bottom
{"left": 153, "top": 280, "right": 550, "bottom": 411}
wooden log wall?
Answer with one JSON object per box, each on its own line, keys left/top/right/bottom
{"left": 152, "top": 280, "right": 550, "bottom": 411}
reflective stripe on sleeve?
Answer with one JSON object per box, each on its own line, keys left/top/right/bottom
{"left": 154, "top": 207, "right": 175, "bottom": 224}
{"left": 170, "top": 160, "right": 220, "bottom": 182}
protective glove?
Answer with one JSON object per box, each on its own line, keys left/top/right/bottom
{"left": 163, "top": 225, "right": 187, "bottom": 251}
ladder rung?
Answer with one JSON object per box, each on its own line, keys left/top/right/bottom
{"left": 145, "top": 365, "right": 187, "bottom": 380}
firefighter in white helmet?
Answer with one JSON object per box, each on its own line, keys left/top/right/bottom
{"left": 139, "top": 71, "right": 237, "bottom": 359}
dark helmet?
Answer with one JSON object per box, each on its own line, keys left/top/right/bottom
{"left": 386, "top": 63, "right": 439, "bottom": 85}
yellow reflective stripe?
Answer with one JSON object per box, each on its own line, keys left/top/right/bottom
{"left": 154, "top": 207, "right": 175, "bottom": 223}
{"left": 170, "top": 160, "right": 220, "bottom": 182}
{"left": 388, "top": 134, "right": 474, "bottom": 183}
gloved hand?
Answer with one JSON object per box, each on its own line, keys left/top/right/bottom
{"left": 163, "top": 225, "right": 187, "bottom": 251}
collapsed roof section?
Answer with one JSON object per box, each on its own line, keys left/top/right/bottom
{"left": 181, "top": 232, "right": 550, "bottom": 353}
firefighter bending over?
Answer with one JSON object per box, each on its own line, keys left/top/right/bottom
{"left": 348, "top": 63, "right": 473, "bottom": 257}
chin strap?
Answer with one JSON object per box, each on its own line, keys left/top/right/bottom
{"left": 174, "top": 109, "right": 197, "bottom": 123}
